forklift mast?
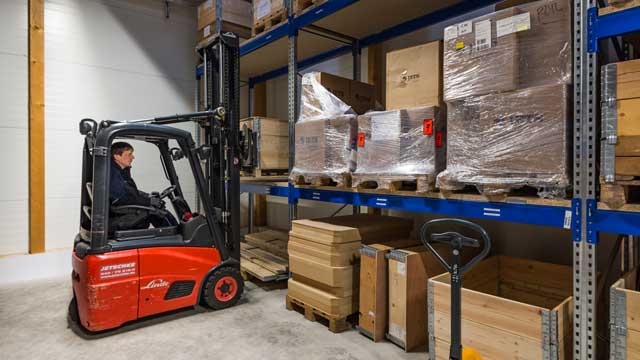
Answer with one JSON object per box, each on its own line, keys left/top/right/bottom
{"left": 199, "top": 32, "right": 241, "bottom": 262}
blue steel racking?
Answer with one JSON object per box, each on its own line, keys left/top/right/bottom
{"left": 227, "top": 0, "right": 640, "bottom": 358}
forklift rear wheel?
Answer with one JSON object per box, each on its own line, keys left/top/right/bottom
{"left": 203, "top": 267, "right": 244, "bottom": 310}
{"left": 68, "top": 296, "right": 80, "bottom": 324}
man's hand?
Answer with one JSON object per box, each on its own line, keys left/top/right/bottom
{"left": 149, "top": 195, "right": 164, "bottom": 208}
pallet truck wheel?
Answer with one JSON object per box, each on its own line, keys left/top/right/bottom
{"left": 203, "top": 267, "right": 244, "bottom": 310}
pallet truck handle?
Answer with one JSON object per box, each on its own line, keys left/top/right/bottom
{"left": 419, "top": 218, "right": 491, "bottom": 275}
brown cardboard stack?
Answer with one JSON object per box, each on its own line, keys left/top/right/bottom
{"left": 386, "top": 41, "right": 443, "bottom": 110}
{"left": 291, "top": 73, "right": 359, "bottom": 186}
{"left": 354, "top": 105, "right": 446, "bottom": 192}
{"left": 287, "top": 215, "right": 413, "bottom": 320}
{"left": 253, "top": 0, "right": 285, "bottom": 27}
{"left": 291, "top": 115, "right": 357, "bottom": 186}
{"left": 240, "top": 117, "right": 288, "bottom": 171}
{"left": 312, "top": 72, "right": 376, "bottom": 115}
{"left": 437, "top": 0, "right": 572, "bottom": 198}
{"left": 197, "top": 0, "right": 251, "bottom": 41}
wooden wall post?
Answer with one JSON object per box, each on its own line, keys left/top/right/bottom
{"left": 29, "top": 0, "right": 45, "bottom": 253}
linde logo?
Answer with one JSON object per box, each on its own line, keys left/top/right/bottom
{"left": 141, "top": 279, "right": 170, "bottom": 290}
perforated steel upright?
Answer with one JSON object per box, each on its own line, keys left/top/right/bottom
{"left": 287, "top": 0, "right": 299, "bottom": 227}
{"left": 573, "top": 0, "right": 598, "bottom": 359}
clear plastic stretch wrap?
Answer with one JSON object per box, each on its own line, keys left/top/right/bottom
{"left": 436, "top": 84, "right": 572, "bottom": 198}
{"left": 442, "top": 0, "right": 572, "bottom": 102}
{"left": 353, "top": 106, "right": 446, "bottom": 192}
{"left": 290, "top": 72, "right": 357, "bottom": 186}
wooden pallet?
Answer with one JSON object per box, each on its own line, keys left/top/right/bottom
{"left": 291, "top": 173, "right": 352, "bottom": 188}
{"left": 599, "top": 0, "right": 640, "bottom": 15}
{"left": 438, "top": 181, "right": 569, "bottom": 202}
{"left": 600, "top": 177, "right": 640, "bottom": 210}
{"left": 240, "top": 242, "right": 289, "bottom": 282}
{"left": 352, "top": 174, "right": 434, "bottom": 194}
{"left": 285, "top": 295, "right": 356, "bottom": 333}
{"left": 244, "top": 229, "right": 289, "bottom": 260}
{"left": 294, "top": 0, "right": 327, "bottom": 15}
{"left": 241, "top": 168, "right": 288, "bottom": 178}
{"left": 252, "top": 8, "right": 287, "bottom": 37}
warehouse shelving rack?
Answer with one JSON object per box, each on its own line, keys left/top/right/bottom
{"left": 216, "top": 0, "right": 640, "bottom": 358}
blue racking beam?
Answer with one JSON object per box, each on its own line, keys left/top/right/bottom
{"left": 587, "top": 5, "right": 640, "bottom": 53}
{"left": 240, "top": 182, "right": 289, "bottom": 197}
{"left": 290, "top": 187, "right": 572, "bottom": 228}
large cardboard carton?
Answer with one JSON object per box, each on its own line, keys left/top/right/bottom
{"left": 354, "top": 105, "right": 446, "bottom": 191}
{"left": 386, "top": 41, "right": 443, "bottom": 110}
{"left": 443, "top": 0, "right": 571, "bottom": 101}
{"left": 291, "top": 115, "right": 357, "bottom": 183}
{"left": 312, "top": 72, "right": 376, "bottom": 115}
{"left": 437, "top": 84, "right": 571, "bottom": 196}
{"left": 197, "top": 0, "right": 251, "bottom": 30}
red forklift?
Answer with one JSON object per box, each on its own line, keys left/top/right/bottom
{"left": 68, "top": 33, "right": 254, "bottom": 335}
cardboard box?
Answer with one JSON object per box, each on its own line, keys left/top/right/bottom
{"left": 386, "top": 41, "right": 443, "bottom": 110}
{"left": 358, "top": 239, "right": 419, "bottom": 342}
{"left": 197, "top": 0, "right": 251, "bottom": 30}
{"left": 443, "top": 0, "right": 571, "bottom": 101}
{"left": 429, "top": 256, "right": 573, "bottom": 359}
{"left": 355, "top": 105, "right": 446, "bottom": 180}
{"left": 312, "top": 72, "right": 376, "bottom": 115}
{"left": 438, "top": 84, "right": 571, "bottom": 194}
{"left": 253, "top": 0, "right": 285, "bottom": 24}
{"left": 443, "top": 8, "right": 519, "bottom": 101}
{"left": 240, "top": 117, "right": 288, "bottom": 170}
{"left": 292, "top": 115, "right": 357, "bottom": 178}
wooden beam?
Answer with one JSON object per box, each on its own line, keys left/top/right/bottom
{"left": 29, "top": 0, "right": 45, "bottom": 254}
{"left": 252, "top": 81, "right": 268, "bottom": 226}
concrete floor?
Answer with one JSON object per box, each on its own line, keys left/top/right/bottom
{"left": 0, "top": 277, "right": 426, "bottom": 360}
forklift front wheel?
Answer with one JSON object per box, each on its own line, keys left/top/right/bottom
{"left": 202, "top": 267, "right": 244, "bottom": 310}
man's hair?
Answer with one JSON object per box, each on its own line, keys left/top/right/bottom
{"left": 111, "top": 142, "right": 134, "bottom": 157}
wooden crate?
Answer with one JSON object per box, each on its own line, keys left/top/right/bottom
{"left": 240, "top": 117, "right": 288, "bottom": 173}
{"left": 285, "top": 294, "right": 356, "bottom": 333}
{"left": 428, "top": 256, "right": 573, "bottom": 360}
{"left": 287, "top": 278, "right": 357, "bottom": 317}
{"left": 387, "top": 245, "right": 465, "bottom": 352}
{"left": 599, "top": 0, "right": 640, "bottom": 15}
{"left": 357, "top": 239, "right": 419, "bottom": 342}
{"left": 610, "top": 267, "right": 640, "bottom": 360}
{"left": 252, "top": 0, "right": 285, "bottom": 25}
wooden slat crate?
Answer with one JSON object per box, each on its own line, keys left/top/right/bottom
{"left": 357, "top": 239, "right": 418, "bottom": 342}
{"left": 601, "top": 59, "right": 640, "bottom": 208}
{"left": 428, "top": 256, "right": 573, "bottom": 360}
{"left": 610, "top": 267, "right": 640, "bottom": 360}
{"left": 240, "top": 241, "right": 288, "bottom": 282}
{"left": 244, "top": 229, "right": 289, "bottom": 260}
{"left": 599, "top": 0, "right": 640, "bottom": 15}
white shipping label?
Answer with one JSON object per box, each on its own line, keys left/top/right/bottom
{"left": 496, "top": 12, "right": 531, "bottom": 37}
{"left": 371, "top": 113, "right": 400, "bottom": 141}
{"left": 397, "top": 262, "right": 406, "bottom": 276}
{"left": 256, "top": 0, "right": 271, "bottom": 20}
{"left": 474, "top": 20, "right": 491, "bottom": 51}
{"left": 457, "top": 21, "right": 472, "bottom": 35}
{"left": 444, "top": 25, "right": 458, "bottom": 41}
{"left": 563, "top": 210, "right": 572, "bottom": 229}
{"left": 203, "top": 25, "right": 211, "bottom": 38}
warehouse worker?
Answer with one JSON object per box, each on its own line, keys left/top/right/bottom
{"left": 110, "top": 141, "right": 177, "bottom": 230}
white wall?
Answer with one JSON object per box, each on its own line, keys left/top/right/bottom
{"left": 0, "top": 0, "right": 29, "bottom": 256}
{"left": 42, "top": 0, "right": 199, "bottom": 252}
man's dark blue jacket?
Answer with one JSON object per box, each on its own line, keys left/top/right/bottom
{"left": 110, "top": 160, "right": 151, "bottom": 206}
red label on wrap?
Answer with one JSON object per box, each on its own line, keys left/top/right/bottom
{"left": 357, "top": 133, "right": 365, "bottom": 147}
{"left": 423, "top": 119, "right": 433, "bottom": 135}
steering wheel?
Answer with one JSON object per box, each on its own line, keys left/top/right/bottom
{"left": 419, "top": 218, "right": 491, "bottom": 275}
{"left": 159, "top": 185, "right": 177, "bottom": 199}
